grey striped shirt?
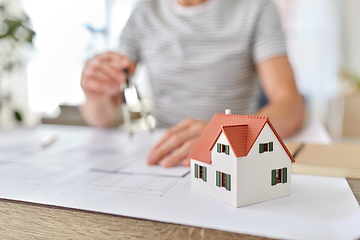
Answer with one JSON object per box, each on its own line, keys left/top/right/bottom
{"left": 119, "top": 0, "right": 286, "bottom": 127}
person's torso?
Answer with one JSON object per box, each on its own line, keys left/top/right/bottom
{"left": 136, "top": 0, "right": 264, "bottom": 127}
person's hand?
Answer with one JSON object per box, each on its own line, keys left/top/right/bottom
{"left": 81, "top": 52, "right": 136, "bottom": 101}
{"left": 147, "top": 118, "right": 209, "bottom": 168}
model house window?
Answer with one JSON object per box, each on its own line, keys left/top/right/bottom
{"left": 216, "top": 171, "right": 231, "bottom": 191}
{"left": 259, "top": 142, "right": 273, "bottom": 153}
{"left": 271, "top": 168, "right": 288, "bottom": 186}
{"left": 222, "top": 173, "right": 227, "bottom": 187}
{"left": 194, "top": 163, "right": 207, "bottom": 182}
{"left": 217, "top": 143, "right": 230, "bottom": 155}
{"left": 276, "top": 169, "right": 282, "bottom": 183}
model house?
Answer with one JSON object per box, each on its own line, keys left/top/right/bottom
{"left": 188, "top": 110, "right": 294, "bottom": 208}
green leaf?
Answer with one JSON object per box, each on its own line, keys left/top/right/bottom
{"left": 27, "top": 30, "right": 36, "bottom": 43}
{"left": 3, "top": 22, "right": 21, "bottom": 40}
{"left": 14, "top": 110, "right": 22, "bottom": 122}
{"left": 4, "top": 19, "right": 23, "bottom": 28}
{"left": 1, "top": 20, "right": 36, "bottom": 43}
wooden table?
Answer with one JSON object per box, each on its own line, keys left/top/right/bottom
{"left": 0, "top": 179, "right": 359, "bottom": 240}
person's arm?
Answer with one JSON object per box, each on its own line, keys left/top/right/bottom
{"left": 255, "top": 55, "right": 305, "bottom": 138}
{"left": 81, "top": 52, "right": 136, "bottom": 127}
{"left": 146, "top": 56, "right": 304, "bottom": 168}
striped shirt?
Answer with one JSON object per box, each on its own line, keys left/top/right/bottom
{"left": 119, "top": 0, "right": 286, "bottom": 128}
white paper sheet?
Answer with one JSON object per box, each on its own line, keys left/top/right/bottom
{"left": 0, "top": 123, "right": 359, "bottom": 240}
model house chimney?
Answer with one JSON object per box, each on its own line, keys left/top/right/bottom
{"left": 225, "top": 109, "right": 231, "bottom": 115}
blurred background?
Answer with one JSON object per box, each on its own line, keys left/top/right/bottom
{"left": 0, "top": 0, "right": 359, "bottom": 139}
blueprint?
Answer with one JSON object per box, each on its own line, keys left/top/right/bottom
{"left": 0, "top": 126, "right": 189, "bottom": 197}
{"left": 0, "top": 122, "right": 360, "bottom": 240}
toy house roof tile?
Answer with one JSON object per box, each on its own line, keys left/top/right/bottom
{"left": 188, "top": 113, "right": 295, "bottom": 164}
{"left": 209, "top": 124, "right": 248, "bottom": 158}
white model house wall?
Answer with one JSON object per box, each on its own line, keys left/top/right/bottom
{"left": 191, "top": 132, "right": 238, "bottom": 207}
{"left": 236, "top": 123, "right": 291, "bottom": 207}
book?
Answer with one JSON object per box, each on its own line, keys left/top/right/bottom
{"left": 285, "top": 142, "right": 360, "bottom": 179}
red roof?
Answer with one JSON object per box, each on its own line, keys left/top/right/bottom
{"left": 209, "top": 124, "right": 248, "bottom": 158}
{"left": 188, "top": 113, "right": 295, "bottom": 164}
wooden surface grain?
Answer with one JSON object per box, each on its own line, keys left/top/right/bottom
{"left": 0, "top": 178, "right": 359, "bottom": 240}
{"left": 348, "top": 178, "right": 360, "bottom": 203}
{"left": 0, "top": 200, "right": 273, "bottom": 240}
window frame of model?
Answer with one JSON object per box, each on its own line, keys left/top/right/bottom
{"left": 259, "top": 142, "right": 273, "bottom": 153}
{"left": 271, "top": 167, "right": 288, "bottom": 186}
{"left": 216, "top": 171, "right": 231, "bottom": 191}
{"left": 194, "top": 163, "right": 207, "bottom": 182}
{"left": 217, "top": 143, "right": 230, "bottom": 155}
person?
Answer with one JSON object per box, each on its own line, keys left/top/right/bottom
{"left": 81, "top": 0, "right": 305, "bottom": 168}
